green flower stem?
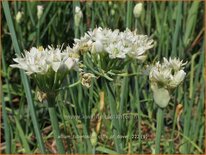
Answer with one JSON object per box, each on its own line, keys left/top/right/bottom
{"left": 47, "top": 94, "right": 65, "bottom": 154}
{"left": 104, "top": 81, "right": 123, "bottom": 153}
{"left": 155, "top": 107, "right": 164, "bottom": 154}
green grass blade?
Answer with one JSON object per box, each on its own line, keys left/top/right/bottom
{"left": 105, "top": 82, "right": 123, "bottom": 153}
{"left": 126, "top": 1, "right": 133, "bottom": 28}
{"left": 14, "top": 116, "right": 32, "bottom": 153}
{"left": 96, "top": 146, "right": 119, "bottom": 154}
{"left": 183, "top": 1, "right": 200, "bottom": 47}
{"left": 2, "top": 1, "right": 46, "bottom": 153}
{"left": 171, "top": 1, "right": 182, "bottom": 57}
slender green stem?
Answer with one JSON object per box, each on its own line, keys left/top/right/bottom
{"left": 132, "top": 64, "right": 142, "bottom": 152}
{"left": 1, "top": 93, "right": 11, "bottom": 153}
{"left": 155, "top": 107, "right": 164, "bottom": 154}
{"left": 104, "top": 81, "right": 123, "bottom": 153}
{"left": 92, "top": 146, "right": 95, "bottom": 154}
{"left": 47, "top": 95, "right": 65, "bottom": 154}
{"left": 37, "top": 21, "right": 40, "bottom": 46}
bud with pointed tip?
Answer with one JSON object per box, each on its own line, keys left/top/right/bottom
{"left": 133, "top": 3, "right": 143, "bottom": 18}
{"left": 15, "top": 11, "right": 23, "bottom": 24}
{"left": 37, "top": 5, "right": 44, "bottom": 19}
{"left": 74, "top": 6, "right": 83, "bottom": 27}
{"left": 90, "top": 130, "right": 97, "bottom": 146}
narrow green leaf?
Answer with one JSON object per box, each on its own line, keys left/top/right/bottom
{"left": 2, "top": 1, "right": 46, "bottom": 153}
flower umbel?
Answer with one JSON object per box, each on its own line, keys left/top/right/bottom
{"left": 149, "top": 57, "right": 187, "bottom": 108}
{"left": 72, "top": 27, "right": 154, "bottom": 81}
{"left": 10, "top": 45, "right": 79, "bottom": 92}
{"left": 73, "top": 27, "right": 154, "bottom": 60}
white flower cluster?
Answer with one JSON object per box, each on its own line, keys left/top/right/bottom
{"left": 73, "top": 27, "right": 154, "bottom": 61}
{"left": 10, "top": 46, "right": 79, "bottom": 75}
{"left": 149, "top": 57, "right": 187, "bottom": 89}
{"left": 149, "top": 57, "right": 187, "bottom": 108}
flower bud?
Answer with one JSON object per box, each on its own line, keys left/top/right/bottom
{"left": 15, "top": 11, "right": 23, "bottom": 24}
{"left": 74, "top": 6, "right": 83, "bottom": 27}
{"left": 90, "top": 130, "right": 97, "bottom": 146}
{"left": 133, "top": 3, "right": 143, "bottom": 18}
{"left": 153, "top": 87, "right": 171, "bottom": 108}
{"left": 37, "top": 5, "right": 44, "bottom": 20}
{"left": 111, "top": 9, "right": 115, "bottom": 16}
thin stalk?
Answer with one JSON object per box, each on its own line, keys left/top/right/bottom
{"left": 135, "top": 77, "right": 142, "bottom": 153}
{"left": 104, "top": 81, "right": 123, "bottom": 153}
{"left": 37, "top": 21, "right": 40, "bottom": 46}
{"left": 155, "top": 107, "right": 164, "bottom": 154}
{"left": 131, "top": 64, "right": 142, "bottom": 152}
{"left": 92, "top": 146, "right": 95, "bottom": 154}
{"left": 1, "top": 92, "right": 11, "bottom": 153}
{"left": 47, "top": 95, "right": 66, "bottom": 154}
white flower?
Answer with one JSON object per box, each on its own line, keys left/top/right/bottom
{"left": 91, "top": 40, "right": 104, "bottom": 53}
{"left": 128, "top": 35, "right": 154, "bottom": 60}
{"left": 74, "top": 6, "right": 83, "bottom": 27}
{"left": 105, "top": 42, "right": 129, "bottom": 59}
{"left": 133, "top": 3, "right": 143, "bottom": 18}
{"left": 10, "top": 46, "right": 79, "bottom": 75}
{"left": 163, "top": 57, "right": 187, "bottom": 71}
{"left": 149, "top": 64, "right": 171, "bottom": 85}
{"left": 37, "top": 5, "right": 44, "bottom": 19}
{"left": 169, "top": 70, "right": 186, "bottom": 88}
{"left": 73, "top": 36, "right": 92, "bottom": 53}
